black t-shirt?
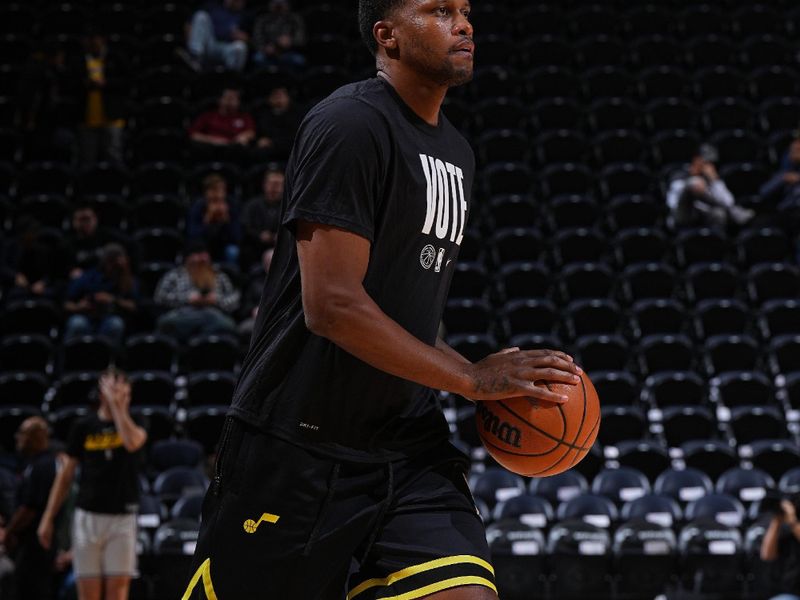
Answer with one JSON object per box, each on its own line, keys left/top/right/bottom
{"left": 66, "top": 414, "right": 142, "bottom": 514}
{"left": 15, "top": 450, "right": 57, "bottom": 545}
{"left": 229, "top": 77, "right": 474, "bottom": 461}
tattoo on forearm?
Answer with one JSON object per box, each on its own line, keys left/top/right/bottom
{"left": 474, "top": 374, "right": 511, "bottom": 394}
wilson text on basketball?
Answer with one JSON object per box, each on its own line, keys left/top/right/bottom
{"left": 476, "top": 403, "right": 522, "bottom": 448}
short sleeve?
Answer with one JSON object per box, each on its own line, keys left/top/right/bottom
{"left": 65, "top": 420, "right": 85, "bottom": 459}
{"left": 283, "top": 98, "right": 388, "bottom": 242}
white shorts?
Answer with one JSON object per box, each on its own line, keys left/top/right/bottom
{"left": 72, "top": 508, "right": 138, "bottom": 578}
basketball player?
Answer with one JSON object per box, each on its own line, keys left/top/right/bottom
{"left": 183, "top": 1, "right": 582, "bottom": 598}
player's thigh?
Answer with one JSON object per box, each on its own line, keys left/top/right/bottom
{"left": 103, "top": 515, "right": 137, "bottom": 578}
{"left": 421, "top": 586, "right": 499, "bottom": 600}
{"left": 348, "top": 452, "right": 496, "bottom": 600}
{"left": 184, "top": 420, "right": 364, "bottom": 599}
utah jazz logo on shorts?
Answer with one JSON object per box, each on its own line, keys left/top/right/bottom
{"left": 243, "top": 512, "right": 280, "bottom": 534}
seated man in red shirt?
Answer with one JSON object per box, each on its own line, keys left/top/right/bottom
{"left": 188, "top": 87, "right": 256, "bottom": 163}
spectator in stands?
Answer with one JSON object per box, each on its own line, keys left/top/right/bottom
{"left": 1, "top": 217, "right": 63, "bottom": 303}
{"left": 238, "top": 247, "right": 273, "bottom": 340}
{"left": 666, "top": 144, "right": 754, "bottom": 229}
{"left": 760, "top": 137, "right": 800, "bottom": 229}
{"left": 63, "top": 243, "right": 139, "bottom": 347}
{"left": 187, "top": 173, "right": 242, "bottom": 265}
{"left": 78, "top": 34, "right": 127, "bottom": 166}
{"left": 38, "top": 368, "right": 146, "bottom": 600}
{"left": 761, "top": 494, "right": 800, "bottom": 600}
{"left": 252, "top": 0, "right": 307, "bottom": 70}
{"left": 188, "top": 87, "right": 256, "bottom": 163}
{"left": 15, "top": 41, "right": 76, "bottom": 161}
{"left": 183, "top": 0, "right": 250, "bottom": 72}
{"left": 2, "top": 417, "right": 59, "bottom": 600}
{"left": 241, "top": 165, "right": 283, "bottom": 267}
{"left": 67, "top": 204, "right": 123, "bottom": 278}
{"left": 254, "top": 86, "right": 302, "bottom": 160}
{"left": 154, "top": 240, "right": 240, "bottom": 343}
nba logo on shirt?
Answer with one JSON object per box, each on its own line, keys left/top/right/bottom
{"left": 434, "top": 248, "right": 445, "bottom": 273}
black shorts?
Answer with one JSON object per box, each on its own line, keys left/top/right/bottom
{"left": 182, "top": 418, "right": 496, "bottom": 600}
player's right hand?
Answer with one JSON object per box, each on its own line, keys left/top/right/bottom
{"left": 37, "top": 519, "right": 53, "bottom": 550}
{"left": 464, "top": 349, "right": 581, "bottom": 403}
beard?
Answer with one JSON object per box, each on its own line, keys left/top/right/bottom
{"left": 404, "top": 36, "right": 474, "bottom": 88}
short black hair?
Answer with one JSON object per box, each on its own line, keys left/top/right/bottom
{"left": 358, "top": 0, "right": 406, "bottom": 56}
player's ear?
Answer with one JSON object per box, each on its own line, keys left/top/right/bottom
{"left": 373, "top": 20, "right": 398, "bottom": 53}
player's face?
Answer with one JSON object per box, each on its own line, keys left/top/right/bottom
{"left": 263, "top": 172, "right": 285, "bottom": 201}
{"left": 395, "top": 0, "right": 474, "bottom": 87}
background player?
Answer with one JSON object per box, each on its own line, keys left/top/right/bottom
{"left": 38, "top": 369, "right": 147, "bottom": 600}
{"left": 183, "top": 1, "right": 582, "bottom": 598}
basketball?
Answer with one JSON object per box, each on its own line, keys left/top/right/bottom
{"left": 475, "top": 370, "right": 600, "bottom": 477}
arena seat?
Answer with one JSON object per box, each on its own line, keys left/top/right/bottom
{"left": 638, "top": 334, "right": 695, "bottom": 375}
{"left": 549, "top": 228, "right": 609, "bottom": 267}
{"left": 694, "top": 298, "right": 753, "bottom": 339}
{"left": 185, "top": 371, "right": 236, "bottom": 408}
{"left": 655, "top": 467, "right": 714, "bottom": 506}
{"left": 492, "top": 494, "right": 554, "bottom": 530}
{"left": 702, "top": 334, "right": 761, "bottom": 375}
{"left": 603, "top": 194, "right": 664, "bottom": 231}
{"left": 682, "top": 439, "right": 740, "bottom": 481}
{"left": 471, "top": 468, "right": 526, "bottom": 511}
{"left": 588, "top": 100, "right": 642, "bottom": 135}
{"left": 614, "top": 519, "right": 678, "bottom": 599}
{"left": 495, "top": 262, "right": 551, "bottom": 302}
{"left": 591, "top": 467, "right": 651, "bottom": 506}
{"left": 591, "top": 371, "right": 639, "bottom": 407}
{"left": 152, "top": 466, "right": 208, "bottom": 505}
{"left": 629, "top": 298, "right": 689, "bottom": 339}
{"left": 768, "top": 335, "right": 800, "bottom": 376}
{"left": 643, "top": 371, "right": 706, "bottom": 408}
{"left": 170, "top": 492, "right": 204, "bottom": 521}
{"left": 598, "top": 406, "right": 648, "bottom": 446}
{"left": 717, "top": 466, "right": 774, "bottom": 507}
{"left": 489, "top": 227, "right": 544, "bottom": 265}
{"left": 615, "top": 440, "right": 672, "bottom": 482}
{"left": 750, "top": 440, "right": 800, "bottom": 482}
{"left": 547, "top": 520, "right": 613, "bottom": 600}
{"left": 710, "top": 371, "right": 774, "bottom": 409}
{"left": 59, "top": 335, "right": 115, "bottom": 374}
{"left": 181, "top": 334, "right": 240, "bottom": 374}
{"left": 558, "top": 262, "right": 616, "bottom": 303}
{"left": 557, "top": 493, "right": 619, "bottom": 529}
{"left": 487, "top": 196, "right": 539, "bottom": 232}
{"left": 0, "top": 334, "right": 53, "bottom": 375}
{"left": 529, "top": 470, "right": 589, "bottom": 507}
{"left": 563, "top": 298, "right": 623, "bottom": 340}
{"left": 620, "top": 493, "right": 683, "bottom": 529}
{"left": 760, "top": 299, "right": 800, "bottom": 338}
{"left": 660, "top": 405, "right": 717, "bottom": 447}
{"left": 674, "top": 228, "right": 732, "bottom": 268}
{"left": 575, "top": 334, "right": 630, "bottom": 373}
{"left": 729, "top": 405, "right": 787, "bottom": 443}
{"left": 747, "top": 262, "right": 800, "bottom": 305}
{"left": 487, "top": 520, "right": 548, "bottom": 600}
{"left": 619, "top": 263, "right": 678, "bottom": 304}
{"left": 678, "top": 518, "right": 745, "bottom": 596}
{"left": 150, "top": 519, "right": 200, "bottom": 600}
{"left": 737, "top": 227, "right": 793, "bottom": 266}
{"left": 499, "top": 299, "right": 559, "bottom": 339}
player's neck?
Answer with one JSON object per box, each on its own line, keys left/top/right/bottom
{"left": 377, "top": 69, "right": 447, "bottom": 127}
